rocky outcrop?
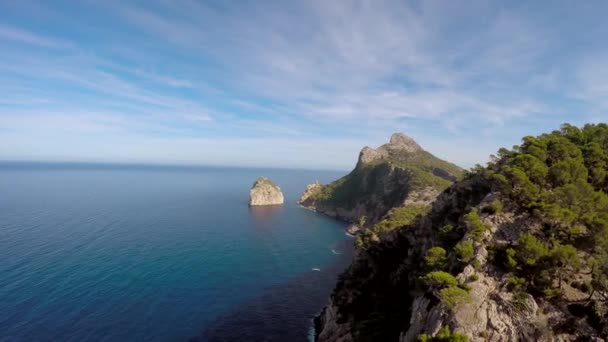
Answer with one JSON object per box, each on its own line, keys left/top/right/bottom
{"left": 298, "top": 181, "right": 322, "bottom": 204}
{"left": 249, "top": 177, "right": 284, "bottom": 206}
{"left": 298, "top": 133, "right": 463, "bottom": 227}
{"left": 356, "top": 133, "right": 423, "bottom": 168}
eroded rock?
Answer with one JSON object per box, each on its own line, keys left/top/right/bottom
{"left": 249, "top": 177, "right": 284, "bottom": 206}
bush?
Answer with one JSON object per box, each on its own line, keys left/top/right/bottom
{"left": 469, "top": 274, "right": 479, "bottom": 281}
{"left": 418, "top": 326, "right": 468, "bottom": 342}
{"left": 482, "top": 199, "right": 503, "bottom": 214}
{"left": 439, "top": 224, "right": 454, "bottom": 234}
{"left": 454, "top": 240, "right": 474, "bottom": 263}
{"left": 425, "top": 247, "right": 448, "bottom": 269}
{"left": 506, "top": 275, "right": 526, "bottom": 291}
{"left": 460, "top": 284, "right": 473, "bottom": 291}
{"left": 423, "top": 271, "right": 458, "bottom": 288}
{"left": 517, "top": 233, "right": 548, "bottom": 267}
{"left": 373, "top": 205, "right": 430, "bottom": 233}
{"left": 464, "top": 209, "right": 490, "bottom": 241}
{"left": 355, "top": 230, "right": 378, "bottom": 250}
{"left": 438, "top": 224, "right": 459, "bottom": 246}
{"left": 505, "top": 248, "right": 518, "bottom": 270}
{"left": 438, "top": 286, "right": 470, "bottom": 309}
{"left": 355, "top": 235, "right": 364, "bottom": 249}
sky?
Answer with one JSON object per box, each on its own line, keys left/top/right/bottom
{"left": 1, "top": 0, "right": 607, "bottom": 171}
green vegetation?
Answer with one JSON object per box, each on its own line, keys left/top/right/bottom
{"left": 355, "top": 230, "right": 378, "bottom": 250}
{"left": 516, "top": 233, "right": 548, "bottom": 267}
{"left": 482, "top": 199, "right": 503, "bottom": 214}
{"left": 373, "top": 205, "right": 429, "bottom": 234}
{"left": 425, "top": 247, "right": 448, "bottom": 269}
{"left": 483, "top": 124, "right": 608, "bottom": 298}
{"left": 423, "top": 271, "right": 458, "bottom": 288}
{"left": 309, "top": 171, "right": 359, "bottom": 206}
{"left": 505, "top": 248, "right": 517, "bottom": 270}
{"left": 454, "top": 240, "right": 474, "bottom": 263}
{"left": 421, "top": 270, "right": 470, "bottom": 309}
{"left": 391, "top": 162, "right": 454, "bottom": 190}
{"left": 438, "top": 286, "right": 471, "bottom": 309}
{"left": 439, "top": 224, "right": 454, "bottom": 235}
{"left": 463, "top": 209, "right": 490, "bottom": 241}
{"left": 388, "top": 149, "right": 464, "bottom": 181}
{"left": 355, "top": 205, "right": 430, "bottom": 250}
{"left": 438, "top": 224, "right": 460, "bottom": 246}
{"left": 418, "top": 326, "right": 468, "bottom": 342}
{"left": 358, "top": 215, "right": 367, "bottom": 228}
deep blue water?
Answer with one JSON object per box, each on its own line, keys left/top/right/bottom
{"left": 0, "top": 162, "right": 353, "bottom": 341}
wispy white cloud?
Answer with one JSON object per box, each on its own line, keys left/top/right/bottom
{"left": 0, "top": 24, "right": 68, "bottom": 48}
{"left": 111, "top": 0, "right": 557, "bottom": 130}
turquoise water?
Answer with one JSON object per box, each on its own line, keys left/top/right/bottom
{"left": 0, "top": 163, "right": 352, "bottom": 341}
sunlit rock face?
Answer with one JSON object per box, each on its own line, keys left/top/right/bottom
{"left": 249, "top": 177, "right": 284, "bottom": 206}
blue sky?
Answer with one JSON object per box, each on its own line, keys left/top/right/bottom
{"left": 1, "top": 0, "right": 607, "bottom": 170}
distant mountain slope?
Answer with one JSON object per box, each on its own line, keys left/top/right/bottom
{"left": 298, "top": 133, "right": 463, "bottom": 226}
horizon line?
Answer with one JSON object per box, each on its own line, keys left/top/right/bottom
{"left": 0, "top": 159, "right": 351, "bottom": 173}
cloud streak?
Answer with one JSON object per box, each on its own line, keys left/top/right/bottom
{"left": 0, "top": 24, "right": 68, "bottom": 48}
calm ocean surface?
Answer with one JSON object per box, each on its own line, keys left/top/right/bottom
{"left": 0, "top": 162, "right": 353, "bottom": 341}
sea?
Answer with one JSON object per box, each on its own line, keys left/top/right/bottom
{"left": 0, "top": 162, "right": 354, "bottom": 341}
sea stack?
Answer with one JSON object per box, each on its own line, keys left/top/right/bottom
{"left": 249, "top": 177, "right": 284, "bottom": 206}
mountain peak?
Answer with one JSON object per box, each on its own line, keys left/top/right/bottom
{"left": 356, "top": 133, "right": 424, "bottom": 168}
{"left": 387, "top": 133, "right": 422, "bottom": 153}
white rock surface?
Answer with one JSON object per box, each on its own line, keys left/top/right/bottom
{"left": 249, "top": 177, "right": 284, "bottom": 206}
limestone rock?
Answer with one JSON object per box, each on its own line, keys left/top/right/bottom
{"left": 345, "top": 224, "right": 361, "bottom": 235}
{"left": 249, "top": 177, "right": 284, "bottom": 206}
{"left": 388, "top": 133, "right": 423, "bottom": 153}
{"left": 297, "top": 180, "right": 322, "bottom": 204}
{"left": 357, "top": 146, "right": 388, "bottom": 166}
{"left": 356, "top": 132, "right": 423, "bottom": 168}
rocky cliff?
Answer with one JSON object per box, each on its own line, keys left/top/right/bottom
{"left": 298, "top": 133, "right": 463, "bottom": 226}
{"left": 249, "top": 177, "right": 284, "bottom": 206}
{"left": 315, "top": 124, "right": 608, "bottom": 341}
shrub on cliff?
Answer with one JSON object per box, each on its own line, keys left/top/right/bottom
{"left": 425, "top": 247, "right": 448, "bottom": 269}
{"left": 463, "top": 209, "right": 489, "bottom": 241}
{"left": 423, "top": 271, "right": 458, "bottom": 288}
{"left": 418, "top": 326, "right": 468, "bottom": 342}
{"left": 454, "top": 240, "right": 474, "bottom": 263}
{"left": 438, "top": 286, "right": 470, "bottom": 309}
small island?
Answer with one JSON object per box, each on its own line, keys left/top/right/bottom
{"left": 249, "top": 177, "right": 284, "bottom": 206}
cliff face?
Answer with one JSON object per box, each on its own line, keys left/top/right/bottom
{"left": 298, "top": 133, "right": 463, "bottom": 226}
{"left": 315, "top": 176, "right": 491, "bottom": 342}
{"left": 316, "top": 177, "right": 603, "bottom": 342}
{"left": 249, "top": 177, "right": 284, "bottom": 206}
{"left": 315, "top": 124, "right": 608, "bottom": 342}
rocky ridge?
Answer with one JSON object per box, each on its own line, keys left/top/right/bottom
{"left": 249, "top": 177, "right": 284, "bottom": 206}
{"left": 298, "top": 133, "right": 462, "bottom": 227}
